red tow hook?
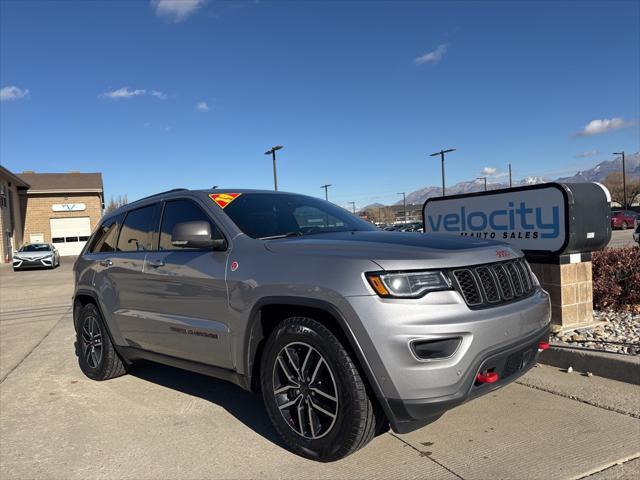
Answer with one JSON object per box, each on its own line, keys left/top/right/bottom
{"left": 538, "top": 341, "right": 550, "bottom": 352}
{"left": 476, "top": 371, "right": 499, "bottom": 384}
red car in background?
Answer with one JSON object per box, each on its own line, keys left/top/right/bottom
{"left": 611, "top": 210, "right": 638, "bottom": 230}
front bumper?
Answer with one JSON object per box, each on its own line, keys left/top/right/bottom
{"left": 345, "top": 287, "right": 551, "bottom": 433}
{"left": 13, "top": 256, "right": 55, "bottom": 269}
{"left": 387, "top": 325, "right": 549, "bottom": 433}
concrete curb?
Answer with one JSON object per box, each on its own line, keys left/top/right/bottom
{"left": 539, "top": 344, "right": 640, "bottom": 385}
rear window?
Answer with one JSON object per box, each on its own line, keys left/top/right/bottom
{"left": 117, "top": 204, "right": 160, "bottom": 252}
{"left": 221, "top": 193, "right": 376, "bottom": 239}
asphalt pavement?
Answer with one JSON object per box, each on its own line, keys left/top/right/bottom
{"left": 1, "top": 260, "right": 639, "bottom": 479}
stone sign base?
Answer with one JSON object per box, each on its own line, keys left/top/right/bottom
{"left": 527, "top": 252, "right": 594, "bottom": 328}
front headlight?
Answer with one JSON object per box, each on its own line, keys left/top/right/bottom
{"left": 366, "top": 270, "right": 451, "bottom": 298}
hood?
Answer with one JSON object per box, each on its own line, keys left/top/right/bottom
{"left": 14, "top": 251, "right": 52, "bottom": 260}
{"left": 264, "top": 231, "right": 522, "bottom": 270}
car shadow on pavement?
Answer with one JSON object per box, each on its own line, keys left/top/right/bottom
{"left": 128, "top": 361, "right": 286, "bottom": 448}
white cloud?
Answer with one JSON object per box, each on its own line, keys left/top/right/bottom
{"left": 0, "top": 85, "right": 29, "bottom": 101}
{"left": 100, "top": 87, "right": 146, "bottom": 99}
{"left": 151, "top": 0, "right": 206, "bottom": 22}
{"left": 150, "top": 90, "right": 168, "bottom": 100}
{"left": 415, "top": 44, "right": 449, "bottom": 65}
{"left": 480, "top": 167, "right": 497, "bottom": 176}
{"left": 576, "top": 117, "right": 635, "bottom": 136}
{"left": 575, "top": 149, "right": 599, "bottom": 158}
{"left": 195, "top": 101, "right": 210, "bottom": 112}
{"left": 100, "top": 87, "right": 168, "bottom": 100}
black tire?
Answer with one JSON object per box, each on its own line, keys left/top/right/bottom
{"left": 261, "top": 316, "right": 382, "bottom": 462}
{"left": 76, "top": 303, "right": 127, "bottom": 381}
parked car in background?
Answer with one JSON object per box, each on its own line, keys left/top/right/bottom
{"left": 73, "top": 188, "right": 550, "bottom": 461}
{"left": 610, "top": 210, "right": 638, "bottom": 230}
{"left": 13, "top": 243, "right": 60, "bottom": 271}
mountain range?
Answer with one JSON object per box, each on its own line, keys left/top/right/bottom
{"left": 360, "top": 152, "right": 639, "bottom": 209}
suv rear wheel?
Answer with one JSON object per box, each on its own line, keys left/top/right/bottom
{"left": 261, "top": 316, "right": 382, "bottom": 461}
{"left": 76, "top": 303, "right": 127, "bottom": 381}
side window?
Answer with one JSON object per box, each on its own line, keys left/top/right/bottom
{"left": 88, "top": 215, "right": 121, "bottom": 253}
{"left": 159, "top": 199, "right": 218, "bottom": 250}
{"left": 117, "top": 204, "right": 160, "bottom": 252}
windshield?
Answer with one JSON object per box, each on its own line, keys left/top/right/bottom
{"left": 221, "top": 193, "right": 378, "bottom": 239}
{"left": 20, "top": 244, "right": 51, "bottom": 252}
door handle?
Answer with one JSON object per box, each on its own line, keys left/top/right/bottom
{"left": 148, "top": 259, "right": 165, "bottom": 268}
{"left": 99, "top": 259, "right": 113, "bottom": 267}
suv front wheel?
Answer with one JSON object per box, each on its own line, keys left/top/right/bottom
{"left": 261, "top": 316, "right": 382, "bottom": 461}
{"left": 76, "top": 303, "right": 127, "bottom": 381}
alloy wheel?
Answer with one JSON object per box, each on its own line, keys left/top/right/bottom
{"left": 272, "top": 342, "right": 339, "bottom": 439}
{"left": 81, "top": 315, "right": 103, "bottom": 369}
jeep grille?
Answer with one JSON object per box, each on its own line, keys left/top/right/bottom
{"left": 451, "top": 259, "right": 536, "bottom": 308}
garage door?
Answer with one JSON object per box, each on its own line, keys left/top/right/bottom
{"left": 50, "top": 217, "right": 92, "bottom": 256}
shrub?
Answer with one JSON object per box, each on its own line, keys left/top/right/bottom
{"left": 592, "top": 246, "right": 640, "bottom": 311}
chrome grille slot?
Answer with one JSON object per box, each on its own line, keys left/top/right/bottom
{"left": 475, "top": 266, "right": 500, "bottom": 303}
{"left": 492, "top": 264, "right": 514, "bottom": 300}
{"left": 504, "top": 262, "right": 524, "bottom": 296}
{"left": 452, "top": 269, "right": 483, "bottom": 306}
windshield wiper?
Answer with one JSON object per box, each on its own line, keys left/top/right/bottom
{"left": 258, "top": 231, "right": 303, "bottom": 240}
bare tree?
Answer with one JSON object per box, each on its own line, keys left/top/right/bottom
{"left": 603, "top": 173, "right": 640, "bottom": 208}
{"left": 105, "top": 194, "right": 128, "bottom": 214}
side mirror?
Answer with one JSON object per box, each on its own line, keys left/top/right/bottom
{"left": 171, "top": 221, "right": 227, "bottom": 250}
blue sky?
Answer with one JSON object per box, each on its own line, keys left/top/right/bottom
{"left": 1, "top": 0, "right": 639, "bottom": 209}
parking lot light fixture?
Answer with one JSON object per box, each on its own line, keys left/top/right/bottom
{"left": 429, "top": 148, "right": 456, "bottom": 196}
{"left": 264, "top": 145, "right": 284, "bottom": 191}
{"left": 348, "top": 201, "right": 356, "bottom": 214}
{"left": 397, "top": 192, "right": 407, "bottom": 224}
{"left": 613, "top": 151, "right": 626, "bottom": 208}
{"left": 320, "top": 184, "right": 332, "bottom": 201}
{"left": 477, "top": 176, "right": 487, "bottom": 191}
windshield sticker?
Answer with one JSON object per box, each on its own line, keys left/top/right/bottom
{"left": 209, "top": 193, "right": 241, "bottom": 209}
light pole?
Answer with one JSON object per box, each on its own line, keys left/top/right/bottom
{"left": 477, "top": 176, "right": 488, "bottom": 191}
{"left": 212, "top": 185, "right": 219, "bottom": 189}
{"left": 397, "top": 192, "right": 407, "bottom": 224}
{"left": 320, "top": 184, "right": 332, "bottom": 201}
{"left": 508, "top": 163, "right": 513, "bottom": 188}
{"left": 613, "top": 151, "right": 626, "bottom": 209}
{"left": 348, "top": 201, "right": 356, "bottom": 214}
{"left": 264, "top": 145, "right": 283, "bottom": 191}
{"left": 429, "top": 148, "right": 456, "bottom": 196}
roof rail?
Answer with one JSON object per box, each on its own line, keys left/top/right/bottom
{"left": 129, "top": 188, "right": 189, "bottom": 205}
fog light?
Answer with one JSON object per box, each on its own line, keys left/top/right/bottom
{"left": 411, "top": 337, "right": 461, "bottom": 360}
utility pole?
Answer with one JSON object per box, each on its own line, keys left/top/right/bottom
{"left": 508, "top": 163, "right": 512, "bottom": 188}
{"left": 429, "top": 148, "right": 456, "bottom": 196}
{"left": 477, "top": 176, "right": 488, "bottom": 191}
{"left": 378, "top": 207, "right": 383, "bottom": 224}
{"left": 348, "top": 201, "right": 356, "bottom": 214}
{"left": 397, "top": 192, "right": 407, "bottom": 224}
{"left": 613, "top": 151, "right": 626, "bottom": 209}
{"left": 320, "top": 184, "right": 332, "bottom": 201}
{"left": 264, "top": 145, "right": 283, "bottom": 191}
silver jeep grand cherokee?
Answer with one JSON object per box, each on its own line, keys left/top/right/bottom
{"left": 73, "top": 188, "right": 551, "bottom": 461}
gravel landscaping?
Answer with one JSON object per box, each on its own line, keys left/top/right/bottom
{"left": 550, "top": 310, "right": 640, "bottom": 356}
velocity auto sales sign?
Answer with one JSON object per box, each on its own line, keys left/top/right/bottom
{"left": 422, "top": 185, "right": 567, "bottom": 253}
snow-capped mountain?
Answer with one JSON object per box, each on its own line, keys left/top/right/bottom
{"left": 393, "top": 153, "right": 638, "bottom": 206}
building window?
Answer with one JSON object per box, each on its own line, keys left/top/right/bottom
{"left": 0, "top": 185, "right": 7, "bottom": 208}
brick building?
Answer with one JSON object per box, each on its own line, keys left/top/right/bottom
{"left": 0, "top": 169, "right": 104, "bottom": 260}
{"left": 0, "top": 166, "right": 30, "bottom": 262}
